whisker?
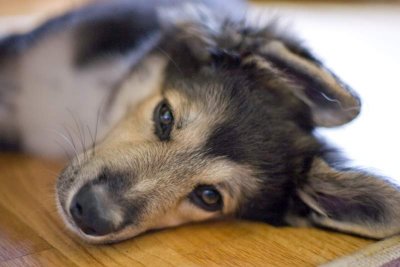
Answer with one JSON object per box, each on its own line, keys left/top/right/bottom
{"left": 62, "top": 125, "right": 81, "bottom": 166}
{"left": 91, "top": 92, "right": 110, "bottom": 157}
{"left": 156, "top": 46, "right": 184, "bottom": 75}
{"left": 55, "top": 140, "right": 72, "bottom": 161}
{"left": 40, "top": 166, "right": 62, "bottom": 177}
{"left": 86, "top": 124, "right": 95, "bottom": 157}
{"left": 67, "top": 109, "right": 88, "bottom": 162}
{"left": 51, "top": 129, "right": 80, "bottom": 163}
{"left": 93, "top": 95, "right": 106, "bottom": 157}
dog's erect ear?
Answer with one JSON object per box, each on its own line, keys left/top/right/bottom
{"left": 258, "top": 41, "right": 361, "bottom": 127}
{"left": 287, "top": 158, "right": 400, "bottom": 239}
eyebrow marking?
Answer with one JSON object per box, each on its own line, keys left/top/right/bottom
{"left": 216, "top": 181, "right": 236, "bottom": 198}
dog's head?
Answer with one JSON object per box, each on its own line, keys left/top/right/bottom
{"left": 56, "top": 21, "right": 400, "bottom": 243}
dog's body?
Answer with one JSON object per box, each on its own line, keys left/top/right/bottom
{"left": 1, "top": 0, "right": 400, "bottom": 244}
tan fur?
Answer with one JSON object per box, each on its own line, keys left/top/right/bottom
{"left": 57, "top": 86, "right": 261, "bottom": 243}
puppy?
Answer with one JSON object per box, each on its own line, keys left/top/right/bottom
{"left": 1, "top": 0, "right": 399, "bottom": 243}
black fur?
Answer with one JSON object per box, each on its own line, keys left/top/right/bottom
{"left": 0, "top": 12, "right": 73, "bottom": 60}
{"left": 0, "top": 1, "right": 160, "bottom": 67}
{"left": 72, "top": 0, "right": 245, "bottom": 66}
{"left": 163, "top": 49, "right": 324, "bottom": 224}
{"left": 73, "top": 2, "right": 160, "bottom": 67}
{"left": 160, "top": 23, "right": 380, "bottom": 227}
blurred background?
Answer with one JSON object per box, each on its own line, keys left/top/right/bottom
{"left": 249, "top": 1, "right": 400, "bottom": 180}
{"left": 0, "top": 0, "right": 399, "bottom": 179}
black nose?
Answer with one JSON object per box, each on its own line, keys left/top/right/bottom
{"left": 69, "top": 185, "right": 115, "bottom": 236}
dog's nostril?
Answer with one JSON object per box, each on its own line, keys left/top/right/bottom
{"left": 76, "top": 202, "right": 83, "bottom": 215}
{"left": 73, "top": 202, "right": 83, "bottom": 217}
{"left": 70, "top": 200, "right": 82, "bottom": 220}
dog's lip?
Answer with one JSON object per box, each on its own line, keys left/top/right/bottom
{"left": 62, "top": 211, "right": 123, "bottom": 243}
{"left": 75, "top": 224, "right": 143, "bottom": 244}
{"left": 57, "top": 203, "right": 113, "bottom": 240}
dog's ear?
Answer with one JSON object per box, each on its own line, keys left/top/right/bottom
{"left": 256, "top": 41, "right": 361, "bottom": 127}
{"left": 287, "top": 158, "right": 400, "bottom": 239}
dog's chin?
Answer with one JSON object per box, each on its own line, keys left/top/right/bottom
{"left": 69, "top": 228, "right": 137, "bottom": 244}
{"left": 61, "top": 213, "right": 144, "bottom": 244}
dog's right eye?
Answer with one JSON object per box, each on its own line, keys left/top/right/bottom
{"left": 189, "top": 185, "right": 223, "bottom": 212}
{"left": 153, "top": 100, "right": 174, "bottom": 141}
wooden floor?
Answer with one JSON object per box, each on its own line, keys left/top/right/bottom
{"left": 0, "top": 0, "right": 377, "bottom": 266}
{"left": 0, "top": 154, "right": 372, "bottom": 266}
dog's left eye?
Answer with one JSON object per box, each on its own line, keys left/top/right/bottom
{"left": 189, "top": 185, "right": 223, "bottom": 212}
{"left": 153, "top": 100, "right": 174, "bottom": 141}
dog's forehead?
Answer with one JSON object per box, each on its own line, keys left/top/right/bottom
{"left": 161, "top": 65, "right": 315, "bottom": 176}
{"left": 164, "top": 67, "right": 254, "bottom": 113}
{"left": 163, "top": 71, "right": 269, "bottom": 162}
{"left": 163, "top": 70, "right": 253, "bottom": 133}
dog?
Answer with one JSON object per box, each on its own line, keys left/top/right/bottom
{"left": 1, "top": 0, "right": 399, "bottom": 244}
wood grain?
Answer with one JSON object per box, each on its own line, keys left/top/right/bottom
{"left": 0, "top": 249, "right": 78, "bottom": 267}
{"left": 0, "top": 203, "right": 50, "bottom": 262}
{"left": 0, "top": 154, "right": 372, "bottom": 266}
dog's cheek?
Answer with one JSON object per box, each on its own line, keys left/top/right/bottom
{"left": 236, "top": 185, "right": 292, "bottom": 227}
{"left": 145, "top": 201, "right": 220, "bottom": 231}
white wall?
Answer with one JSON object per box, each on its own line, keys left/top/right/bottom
{"left": 253, "top": 3, "right": 400, "bottom": 179}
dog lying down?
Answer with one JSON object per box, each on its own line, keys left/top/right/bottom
{"left": 0, "top": 0, "right": 399, "bottom": 244}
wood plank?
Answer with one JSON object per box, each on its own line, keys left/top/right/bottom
{"left": 0, "top": 154, "right": 111, "bottom": 267}
{"left": 0, "top": 249, "right": 78, "bottom": 267}
{"left": 181, "top": 224, "right": 369, "bottom": 266}
{"left": 0, "top": 202, "right": 50, "bottom": 261}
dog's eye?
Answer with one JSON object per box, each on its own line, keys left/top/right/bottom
{"left": 153, "top": 100, "right": 174, "bottom": 141}
{"left": 189, "top": 185, "right": 223, "bottom": 212}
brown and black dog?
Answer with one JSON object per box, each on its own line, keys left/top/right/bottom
{"left": 0, "top": 0, "right": 399, "bottom": 243}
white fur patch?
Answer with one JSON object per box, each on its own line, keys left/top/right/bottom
{"left": 13, "top": 29, "right": 165, "bottom": 157}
